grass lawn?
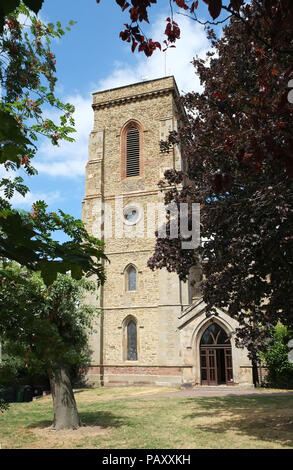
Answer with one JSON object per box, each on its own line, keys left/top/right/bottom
{"left": 0, "top": 386, "right": 292, "bottom": 449}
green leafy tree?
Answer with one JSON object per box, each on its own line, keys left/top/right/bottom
{"left": 0, "top": 2, "right": 75, "bottom": 204}
{"left": 0, "top": 344, "right": 29, "bottom": 411}
{"left": 0, "top": 345, "right": 27, "bottom": 386}
{"left": 0, "top": 2, "right": 107, "bottom": 422}
{"left": 0, "top": 1, "right": 44, "bottom": 32}
{"left": 0, "top": 262, "right": 99, "bottom": 429}
{"left": 261, "top": 325, "right": 293, "bottom": 388}
{"left": 0, "top": 200, "right": 107, "bottom": 286}
{"left": 0, "top": 3, "right": 105, "bottom": 285}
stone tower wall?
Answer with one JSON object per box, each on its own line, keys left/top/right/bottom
{"left": 82, "top": 77, "right": 190, "bottom": 386}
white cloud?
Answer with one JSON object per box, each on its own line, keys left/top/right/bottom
{"left": 35, "top": 94, "right": 92, "bottom": 178}
{"left": 34, "top": 13, "right": 211, "bottom": 179}
{"left": 8, "top": 190, "right": 62, "bottom": 208}
{"left": 18, "top": 9, "right": 49, "bottom": 27}
{"left": 96, "top": 14, "right": 211, "bottom": 94}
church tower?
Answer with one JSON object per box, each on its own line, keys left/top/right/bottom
{"left": 82, "top": 76, "right": 191, "bottom": 386}
{"left": 82, "top": 76, "right": 253, "bottom": 387}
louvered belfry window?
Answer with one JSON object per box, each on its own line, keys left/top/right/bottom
{"left": 126, "top": 126, "right": 140, "bottom": 177}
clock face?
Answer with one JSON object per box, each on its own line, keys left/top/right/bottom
{"left": 123, "top": 206, "right": 140, "bottom": 225}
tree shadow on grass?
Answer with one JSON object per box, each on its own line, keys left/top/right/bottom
{"left": 79, "top": 411, "right": 126, "bottom": 428}
{"left": 182, "top": 395, "right": 293, "bottom": 448}
{"left": 27, "top": 411, "right": 125, "bottom": 430}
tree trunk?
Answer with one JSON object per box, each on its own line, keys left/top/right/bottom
{"left": 49, "top": 365, "right": 81, "bottom": 430}
{"left": 252, "top": 358, "right": 260, "bottom": 388}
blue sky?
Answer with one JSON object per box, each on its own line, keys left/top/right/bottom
{"left": 12, "top": 0, "right": 221, "bottom": 229}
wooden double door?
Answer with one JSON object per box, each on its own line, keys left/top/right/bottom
{"left": 200, "top": 346, "right": 233, "bottom": 385}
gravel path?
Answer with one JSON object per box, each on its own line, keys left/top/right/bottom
{"left": 137, "top": 386, "right": 293, "bottom": 399}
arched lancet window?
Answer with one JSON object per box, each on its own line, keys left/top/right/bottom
{"left": 126, "top": 318, "right": 137, "bottom": 361}
{"left": 200, "top": 323, "right": 230, "bottom": 345}
{"left": 126, "top": 265, "right": 137, "bottom": 291}
{"left": 121, "top": 121, "right": 142, "bottom": 179}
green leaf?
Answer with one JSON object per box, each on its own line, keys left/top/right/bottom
{"left": 40, "top": 264, "right": 58, "bottom": 286}
{"left": 0, "top": 212, "right": 34, "bottom": 241}
{"left": 4, "top": 183, "right": 14, "bottom": 199}
{"left": 0, "top": 144, "right": 25, "bottom": 164}
{"left": 0, "top": 110, "right": 31, "bottom": 146}
{"left": 70, "top": 264, "right": 83, "bottom": 280}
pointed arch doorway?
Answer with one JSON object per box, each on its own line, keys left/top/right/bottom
{"left": 200, "top": 323, "right": 234, "bottom": 385}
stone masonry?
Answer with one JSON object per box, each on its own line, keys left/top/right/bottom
{"left": 82, "top": 76, "right": 253, "bottom": 387}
